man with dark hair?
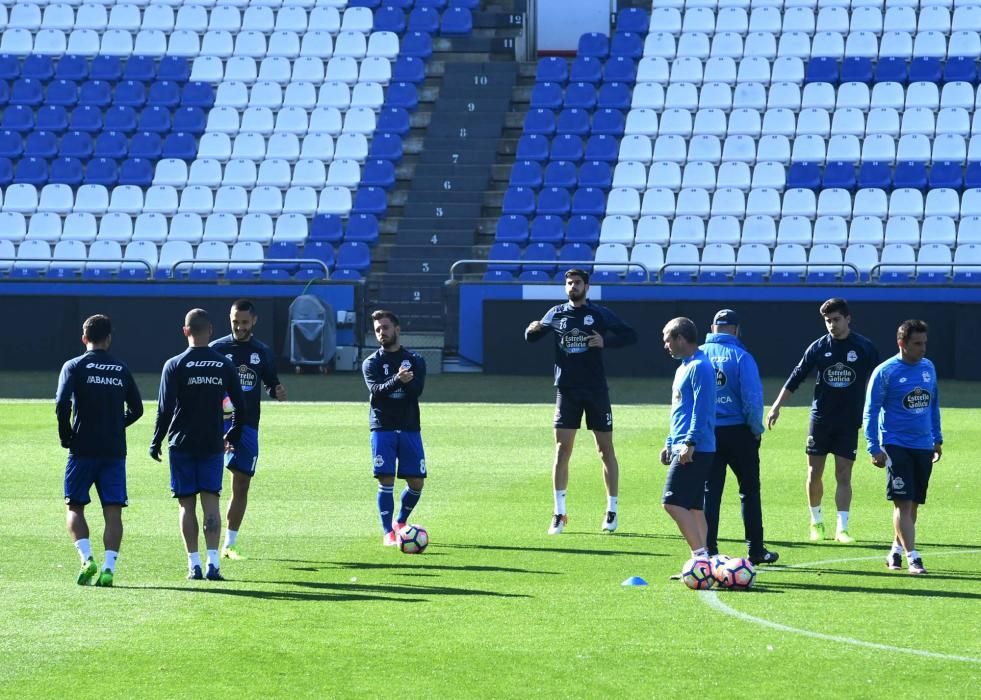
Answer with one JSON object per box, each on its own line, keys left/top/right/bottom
{"left": 864, "top": 320, "right": 942, "bottom": 575}
{"left": 525, "top": 268, "right": 638, "bottom": 534}
{"left": 362, "top": 310, "right": 428, "bottom": 547}
{"left": 661, "top": 317, "right": 716, "bottom": 564}
{"left": 700, "top": 309, "right": 778, "bottom": 565}
{"left": 211, "top": 298, "right": 287, "bottom": 560}
{"left": 56, "top": 314, "right": 143, "bottom": 587}
{"left": 151, "top": 308, "right": 246, "bottom": 581}
{"left": 767, "top": 298, "right": 879, "bottom": 543}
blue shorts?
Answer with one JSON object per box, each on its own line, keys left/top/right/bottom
{"left": 224, "top": 424, "right": 259, "bottom": 477}
{"left": 170, "top": 451, "right": 224, "bottom": 498}
{"left": 662, "top": 450, "right": 713, "bottom": 510}
{"left": 64, "top": 455, "right": 127, "bottom": 507}
{"left": 371, "top": 430, "right": 427, "bottom": 479}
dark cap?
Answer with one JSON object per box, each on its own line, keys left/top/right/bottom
{"left": 712, "top": 309, "right": 740, "bottom": 326}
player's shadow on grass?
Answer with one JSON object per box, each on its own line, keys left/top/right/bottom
{"left": 120, "top": 585, "right": 424, "bottom": 603}
{"left": 760, "top": 580, "right": 981, "bottom": 600}
{"left": 283, "top": 580, "right": 531, "bottom": 599}
{"left": 776, "top": 566, "right": 981, "bottom": 583}
{"left": 438, "top": 543, "right": 666, "bottom": 557}
{"left": 288, "top": 561, "right": 561, "bottom": 576}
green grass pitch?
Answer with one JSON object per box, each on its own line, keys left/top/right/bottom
{"left": 1, "top": 398, "right": 979, "bottom": 698}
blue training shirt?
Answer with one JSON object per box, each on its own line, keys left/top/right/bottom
{"left": 666, "top": 348, "right": 717, "bottom": 453}
{"left": 362, "top": 346, "right": 426, "bottom": 432}
{"left": 864, "top": 355, "right": 943, "bottom": 455}
{"left": 210, "top": 333, "right": 280, "bottom": 429}
{"left": 700, "top": 332, "right": 765, "bottom": 435}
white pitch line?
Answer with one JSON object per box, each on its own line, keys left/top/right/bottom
{"left": 701, "top": 549, "right": 981, "bottom": 664}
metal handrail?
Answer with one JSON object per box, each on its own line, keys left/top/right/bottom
{"left": 167, "top": 257, "right": 332, "bottom": 278}
{"left": 447, "top": 259, "right": 651, "bottom": 282}
{"left": 0, "top": 257, "right": 154, "bottom": 274}
{"left": 658, "top": 261, "right": 862, "bottom": 282}
{"left": 867, "top": 261, "right": 981, "bottom": 280}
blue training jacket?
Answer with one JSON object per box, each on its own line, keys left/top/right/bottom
{"left": 700, "top": 332, "right": 765, "bottom": 435}
{"left": 864, "top": 354, "right": 943, "bottom": 455}
{"left": 666, "top": 349, "right": 717, "bottom": 453}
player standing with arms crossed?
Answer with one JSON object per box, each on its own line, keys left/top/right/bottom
{"left": 56, "top": 315, "right": 143, "bottom": 587}
{"left": 211, "top": 299, "right": 287, "bottom": 560}
{"left": 767, "top": 298, "right": 879, "bottom": 543}
{"left": 362, "top": 310, "right": 428, "bottom": 547}
{"left": 863, "top": 320, "right": 942, "bottom": 575}
{"left": 150, "top": 309, "right": 245, "bottom": 581}
{"left": 525, "top": 268, "right": 638, "bottom": 535}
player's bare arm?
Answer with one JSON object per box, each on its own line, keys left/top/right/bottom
{"left": 766, "top": 387, "right": 793, "bottom": 429}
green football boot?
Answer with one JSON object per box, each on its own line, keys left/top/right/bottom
{"left": 77, "top": 557, "right": 98, "bottom": 586}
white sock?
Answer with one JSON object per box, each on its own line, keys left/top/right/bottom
{"left": 692, "top": 547, "right": 709, "bottom": 559}
{"left": 188, "top": 552, "right": 202, "bottom": 569}
{"left": 207, "top": 549, "right": 220, "bottom": 569}
{"left": 607, "top": 496, "right": 618, "bottom": 513}
{"left": 554, "top": 490, "right": 567, "bottom": 516}
{"left": 809, "top": 506, "right": 823, "bottom": 524}
{"left": 224, "top": 529, "right": 238, "bottom": 549}
{"left": 906, "top": 549, "right": 920, "bottom": 562}
{"left": 891, "top": 541, "right": 903, "bottom": 555}
{"left": 837, "top": 511, "right": 849, "bottom": 532}
{"left": 75, "top": 538, "right": 92, "bottom": 562}
{"left": 104, "top": 550, "right": 118, "bottom": 573}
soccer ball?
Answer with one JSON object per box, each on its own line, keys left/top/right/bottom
{"left": 681, "top": 557, "right": 715, "bottom": 590}
{"left": 222, "top": 394, "right": 234, "bottom": 417}
{"left": 710, "top": 554, "right": 731, "bottom": 585}
{"left": 720, "top": 557, "right": 756, "bottom": 590}
{"left": 398, "top": 524, "right": 429, "bottom": 554}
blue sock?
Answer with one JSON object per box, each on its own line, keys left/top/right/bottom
{"left": 377, "top": 484, "right": 395, "bottom": 533}
{"left": 397, "top": 487, "right": 422, "bottom": 524}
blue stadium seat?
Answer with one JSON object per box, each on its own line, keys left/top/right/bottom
{"left": 542, "top": 160, "right": 576, "bottom": 189}
{"left": 556, "top": 108, "right": 590, "bottom": 136}
{"left": 114, "top": 80, "right": 146, "bottom": 108}
{"left": 578, "top": 160, "right": 612, "bottom": 189}
{"left": 56, "top": 55, "right": 88, "bottom": 82}
{"left": 822, "top": 161, "right": 856, "bottom": 191}
{"left": 90, "top": 56, "right": 122, "bottom": 82}
{"left": 616, "top": 7, "right": 649, "bottom": 34}
{"left": 376, "top": 107, "right": 410, "bottom": 136}
{"left": 515, "top": 134, "right": 548, "bottom": 162}
{"left": 840, "top": 57, "right": 873, "bottom": 84}
{"left": 384, "top": 0, "right": 413, "bottom": 7}
{"left": 124, "top": 56, "right": 156, "bottom": 83}
{"left": 536, "top": 58, "right": 567, "bottom": 84}
{"left": 226, "top": 268, "right": 258, "bottom": 282}
{"left": 259, "top": 267, "right": 292, "bottom": 281}
{"left": 149, "top": 81, "right": 181, "bottom": 108}
{"left": 352, "top": 187, "right": 387, "bottom": 217}
{"left": 181, "top": 82, "right": 215, "bottom": 109}
{"left": 15, "top": 156, "right": 48, "bottom": 186}
{"left": 158, "top": 57, "right": 190, "bottom": 83}
{"left": 569, "top": 57, "right": 603, "bottom": 84}
{"left": 0, "top": 81, "right": 8, "bottom": 107}
{"left": 346, "top": 214, "right": 380, "bottom": 245}
{"left": 590, "top": 270, "right": 624, "bottom": 284}
{"left": 25, "top": 131, "right": 57, "bottom": 159}
{"left": 858, "top": 161, "right": 891, "bottom": 190}
{"left": 10, "top": 78, "right": 43, "bottom": 107}
{"left": 162, "top": 132, "right": 197, "bottom": 160}
{"left": 875, "top": 57, "right": 907, "bottom": 84}
{"left": 0, "top": 130, "right": 22, "bottom": 158}
{"left": 50, "top": 156, "right": 83, "bottom": 186}
{"left": 909, "top": 57, "right": 941, "bottom": 84}
{"left": 330, "top": 268, "right": 364, "bottom": 280}
{"left": 584, "top": 134, "right": 617, "bottom": 162}
{"left": 2, "top": 105, "right": 33, "bottom": 132}
{"left": 559, "top": 242, "right": 594, "bottom": 269}
{"left": 36, "top": 106, "right": 68, "bottom": 133}
{"left": 130, "top": 132, "right": 162, "bottom": 160}
{"left": 502, "top": 186, "right": 536, "bottom": 216}
{"left": 59, "top": 131, "right": 93, "bottom": 159}
{"left": 384, "top": 82, "right": 418, "bottom": 110}
{"left": 518, "top": 269, "right": 552, "bottom": 283}
{"left": 523, "top": 108, "right": 556, "bottom": 136}
{"left": 119, "top": 158, "right": 153, "bottom": 186}
{"left": 374, "top": 7, "right": 406, "bottom": 32}
{"left": 362, "top": 159, "right": 396, "bottom": 189}
{"left": 336, "top": 241, "right": 371, "bottom": 272}
{"left": 571, "top": 187, "right": 605, "bottom": 217}
{"left": 510, "top": 160, "right": 544, "bottom": 188}
{"left": 104, "top": 106, "right": 137, "bottom": 134}
{"left": 21, "top": 56, "right": 54, "bottom": 81}
{"left": 79, "top": 80, "right": 112, "bottom": 108}
{"left": 529, "top": 215, "right": 564, "bottom": 244}
{"left": 139, "top": 105, "right": 171, "bottom": 134}
{"left": 591, "top": 109, "right": 625, "bottom": 136}
{"left": 487, "top": 241, "right": 521, "bottom": 272}
{"left": 550, "top": 134, "right": 583, "bottom": 162}
{"left": 805, "top": 57, "right": 838, "bottom": 84}
{"left": 309, "top": 214, "right": 342, "bottom": 243}
{"left": 173, "top": 107, "right": 207, "bottom": 135}
{"left": 392, "top": 56, "right": 426, "bottom": 84}
{"left": 367, "top": 132, "right": 403, "bottom": 161}
{"left": 495, "top": 215, "right": 529, "bottom": 244}
{"left": 84, "top": 157, "right": 118, "bottom": 186}
{"left": 529, "top": 82, "right": 563, "bottom": 110}
{"left": 564, "top": 215, "right": 600, "bottom": 245}
{"left": 787, "top": 162, "right": 821, "bottom": 190}
{"left": 0, "top": 157, "right": 12, "bottom": 186}
{"left": 522, "top": 242, "right": 558, "bottom": 273}
{"left": 597, "top": 82, "right": 630, "bottom": 110}
{"left": 349, "top": 0, "right": 381, "bottom": 7}
{"left": 440, "top": 7, "right": 472, "bottom": 35}
{"left": 0, "top": 55, "right": 19, "bottom": 81}
{"left": 94, "top": 131, "right": 128, "bottom": 159}
{"left": 603, "top": 57, "right": 637, "bottom": 84}
{"left": 302, "top": 241, "right": 336, "bottom": 273}
{"left": 610, "top": 33, "right": 643, "bottom": 60}
{"left": 448, "top": 0, "right": 479, "bottom": 8}
{"left": 189, "top": 268, "right": 222, "bottom": 281}
{"left": 893, "top": 161, "right": 928, "bottom": 191}
{"left": 965, "top": 161, "right": 981, "bottom": 189}
{"left": 578, "top": 33, "right": 609, "bottom": 59}
{"left": 407, "top": 7, "right": 439, "bottom": 32}
{"left": 564, "top": 82, "right": 597, "bottom": 109}
{"left": 47, "top": 80, "right": 79, "bottom": 107}
{"left": 536, "top": 187, "right": 571, "bottom": 216}
{"left": 944, "top": 57, "right": 977, "bottom": 84}
{"left": 264, "top": 243, "right": 299, "bottom": 276}
{"left": 930, "top": 161, "right": 963, "bottom": 191}
{"left": 416, "top": 0, "right": 447, "bottom": 8}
